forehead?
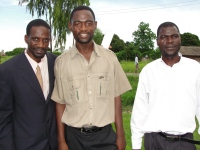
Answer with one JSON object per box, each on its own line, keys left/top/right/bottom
{"left": 29, "top": 26, "right": 50, "bottom": 36}
{"left": 72, "top": 10, "right": 94, "bottom": 21}
{"left": 159, "top": 26, "right": 179, "bottom": 35}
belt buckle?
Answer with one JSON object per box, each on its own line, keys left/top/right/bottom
{"left": 166, "top": 135, "right": 179, "bottom": 141}
{"left": 81, "top": 127, "right": 85, "bottom": 133}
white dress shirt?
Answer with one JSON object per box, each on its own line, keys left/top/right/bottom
{"left": 131, "top": 54, "right": 200, "bottom": 149}
{"left": 25, "top": 50, "right": 49, "bottom": 99}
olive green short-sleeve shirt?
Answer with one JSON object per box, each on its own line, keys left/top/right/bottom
{"left": 51, "top": 42, "right": 132, "bottom": 127}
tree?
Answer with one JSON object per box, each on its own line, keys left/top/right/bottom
{"left": 110, "top": 34, "right": 125, "bottom": 53}
{"left": 132, "top": 22, "right": 156, "bottom": 56}
{"left": 93, "top": 28, "right": 104, "bottom": 45}
{"left": 181, "top": 32, "right": 200, "bottom": 46}
{"left": 5, "top": 48, "right": 25, "bottom": 56}
{"left": 123, "top": 42, "right": 139, "bottom": 61}
{"left": 18, "top": 0, "right": 90, "bottom": 52}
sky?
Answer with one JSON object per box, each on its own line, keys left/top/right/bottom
{"left": 0, "top": 0, "right": 200, "bottom": 52}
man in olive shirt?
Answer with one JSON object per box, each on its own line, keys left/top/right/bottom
{"left": 51, "top": 5, "right": 132, "bottom": 150}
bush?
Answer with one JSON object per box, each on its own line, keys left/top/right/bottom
{"left": 5, "top": 48, "right": 25, "bottom": 56}
{"left": 52, "top": 51, "right": 62, "bottom": 56}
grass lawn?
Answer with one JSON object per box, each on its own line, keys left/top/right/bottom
{"left": 0, "top": 55, "right": 13, "bottom": 64}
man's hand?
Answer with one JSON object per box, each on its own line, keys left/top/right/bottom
{"left": 116, "top": 134, "right": 126, "bottom": 150}
{"left": 58, "top": 141, "right": 69, "bottom": 150}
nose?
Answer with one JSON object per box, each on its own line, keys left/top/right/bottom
{"left": 79, "top": 22, "right": 87, "bottom": 31}
{"left": 166, "top": 36, "right": 173, "bottom": 43}
{"left": 37, "top": 39, "right": 45, "bottom": 48}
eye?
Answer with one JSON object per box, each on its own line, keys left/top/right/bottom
{"left": 172, "top": 34, "right": 179, "bottom": 38}
{"left": 160, "top": 35, "right": 166, "bottom": 39}
{"left": 74, "top": 22, "right": 81, "bottom": 27}
{"left": 32, "top": 37, "right": 38, "bottom": 41}
{"left": 85, "top": 21, "right": 93, "bottom": 27}
{"left": 43, "top": 38, "right": 49, "bottom": 43}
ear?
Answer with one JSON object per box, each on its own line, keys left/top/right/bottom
{"left": 156, "top": 38, "right": 159, "bottom": 46}
{"left": 24, "top": 35, "right": 28, "bottom": 44}
{"left": 94, "top": 21, "right": 97, "bottom": 30}
{"left": 68, "top": 22, "right": 72, "bottom": 31}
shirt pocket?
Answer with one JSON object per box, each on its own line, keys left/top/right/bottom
{"left": 96, "top": 75, "right": 110, "bottom": 101}
{"left": 64, "top": 79, "right": 85, "bottom": 105}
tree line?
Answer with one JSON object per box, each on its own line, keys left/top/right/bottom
{"left": 5, "top": 1, "right": 200, "bottom": 61}
{"left": 94, "top": 22, "right": 200, "bottom": 61}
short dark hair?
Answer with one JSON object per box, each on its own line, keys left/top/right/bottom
{"left": 26, "top": 19, "right": 51, "bottom": 35}
{"left": 70, "top": 5, "right": 95, "bottom": 23}
{"left": 157, "top": 21, "right": 180, "bottom": 37}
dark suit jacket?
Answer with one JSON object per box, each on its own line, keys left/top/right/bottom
{"left": 0, "top": 52, "right": 58, "bottom": 150}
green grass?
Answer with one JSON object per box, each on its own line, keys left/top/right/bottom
{"left": 0, "top": 55, "right": 13, "bottom": 64}
{"left": 120, "top": 59, "right": 152, "bottom": 73}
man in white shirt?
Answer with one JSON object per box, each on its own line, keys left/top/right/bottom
{"left": 135, "top": 54, "right": 138, "bottom": 71}
{"left": 131, "top": 21, "right": 200, "bottom": 150}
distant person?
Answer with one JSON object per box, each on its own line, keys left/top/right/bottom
{"left": 131, "top": 21, "right": 200, "bottom": 150}
{"left": 0, "top": 19, "right": 58, "bottom": 150}
{"left": 51, "top": 5, "right": 132, "bottom": 150}
{"left": 135, "top": 54, "right": 139, "bottom": 71}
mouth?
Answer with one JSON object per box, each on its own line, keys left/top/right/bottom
{"left": 79, "top": 33, "right": 89, "bottom": 38}
{"left": 35, "top": 48, "right": 46, "bottom": 54}
{"left": 165, "top": 45, "right": 176, "bottom": 50}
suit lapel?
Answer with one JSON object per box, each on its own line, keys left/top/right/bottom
{"left": 18, "top": 52, "right": 45, "bottom": 100}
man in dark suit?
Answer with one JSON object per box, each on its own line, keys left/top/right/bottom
{"left": 0, "top": 19, "right": 58, "bottom": 150}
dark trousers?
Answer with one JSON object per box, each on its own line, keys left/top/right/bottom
{"left": 65, "top": 124, "right": 117, "bottom": 150}
{"left": 144, "top": 132, "right": 196, "bottom": 150}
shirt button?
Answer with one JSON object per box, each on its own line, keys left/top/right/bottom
{"left": 88, "top": 91, "right": 92, "bottom": 94}
{"left": 90, "top": 123, "right": 92, "bottom": 125}
{"left": 90, "top": 107, "right": 92, "bottom": 109}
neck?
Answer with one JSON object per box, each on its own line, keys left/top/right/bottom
{"left": 162, "top": 55, "right": 180, "bottom": 67}
{"left": 76, "top": 41, "right": 94, "bottom": 62}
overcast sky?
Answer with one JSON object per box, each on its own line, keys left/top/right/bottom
{"left": 0, "top": 0, "right": 200, "bottom": 52}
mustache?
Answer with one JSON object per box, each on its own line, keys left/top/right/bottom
{"left": 34, "top": 48, "right": 47, "bottom": 51}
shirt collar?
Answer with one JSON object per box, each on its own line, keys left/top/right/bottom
{"left": 70, "top": 41, "right": 101, "bottom": 59}
{"left": 160, "top": 52, "right": 182, "bottom": 63}
{"left": 24, "top": 49, "right": 47, "bottom": 70}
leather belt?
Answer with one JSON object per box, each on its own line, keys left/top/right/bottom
{"left": 158, "top": 132, "right": 200, "bottom": 145}
{"left": 76, "top": 126, "right": 103, "bottom": 133}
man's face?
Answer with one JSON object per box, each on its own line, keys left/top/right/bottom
{"left": 157, "top": 26, "right": 181, "bottom": 58}
{"left": 25, "top": 26, "right": 50, "bottom": 62}
{"left": 69, "top": 10, "right": 97, "bottom": 45}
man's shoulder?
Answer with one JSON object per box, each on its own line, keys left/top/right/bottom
{"left": 96, "top": 44, "right": 116, "bottom": 56}
{"left": 46, "top": 52, "right": 57, "bottom": 60}
{"left": 0, "top": 53, "right": 23, "bottom": 72}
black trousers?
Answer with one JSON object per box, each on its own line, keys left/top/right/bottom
{"left": 65, "top": 124, "right": 117, "bottom": 150}
{"left": 144, "top": 132, "right": 196, "bottom": 150}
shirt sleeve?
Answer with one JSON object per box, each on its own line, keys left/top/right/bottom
{"left": 114, "top": 57, "right": 132, "bottom": 97}
{"left": 51, "top": 57, "right": 65, "bottom": 104}
{"left": 130, "top": 69, "right": 149, "bottom": 149}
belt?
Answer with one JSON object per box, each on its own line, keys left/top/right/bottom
{"left": 158, "top": 132, "right": 200, "bottom": 145}
{"left": 75, "top": 126, "right": 103, "bottom": 133}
